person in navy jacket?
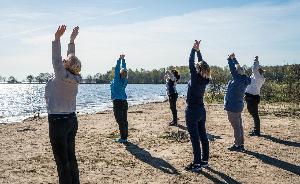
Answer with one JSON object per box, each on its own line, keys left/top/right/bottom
{"left": 224, "top": 53, "right": 251, "bottom": 151}
{"left": 110, "top": 54, "right": 129, "bottom": 143}
{"left": 165, "top": 69, "right": 180, "bottom": 126}
{"left": 185, "top": 40, "right": 211, "bottom": 173}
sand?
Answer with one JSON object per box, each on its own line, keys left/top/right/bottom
{"left": 0, "top": 98, "right": 299, "bottom": 184}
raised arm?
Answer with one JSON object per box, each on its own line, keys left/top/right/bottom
{"left": 196, "top": 50, "right": 203, "bottom": 62}
{"left": 189, "top": 40, "right": 201, "bottom": 74}
{"left": 189, "top": 48, "right": 197, "bottom": 74}
{"left": 52, "top": 25, "right": 67, "bottom": 78}
{"left": 228, "top": 53, "right": 239, "bottom": 79}
{"left": 121, "top": 54, "right": 127, "bottom": 69}
{"left": 114, "top": 58, "right": 121, "bottom": 80}
{"left": 67, "top": 26, "right": 79, "bottom": 55}
{"left": 252, "top": 56, "right": 260, "bottom": 77}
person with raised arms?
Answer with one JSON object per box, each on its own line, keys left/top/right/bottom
{"left": 165, "top": 69, "right": 180, "bottom": 126}
{"left": 111, "top": 54, "right": 129, "bottom": 143}
{"left": 45, "top": 25, "right": 81, "bottom": 184}
{"left": 185, "top": 40, "right": 211, "bottom": 173}
{"left": 224, "top": 53, "right": 251, "bottom": 152}
{"left": 245, "top": 56, "right": 265, "bottom": 136}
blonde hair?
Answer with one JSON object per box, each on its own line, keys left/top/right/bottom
{"left": 195, "top": 61, "right": 211, "bottom": 79}
{"left": 120, "top": 68, "right": 128, "bottom": 77}
{"left": 67, "top": 54, "right": 81, "bottom": 75}
{"left": 235, "top": 64, "right": 246, "bottom": 75}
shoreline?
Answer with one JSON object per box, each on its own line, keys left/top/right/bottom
{"left": 1, "top": 97, "right": 298, "bottom": 125}
{"left": 0, "top": 98, "right": 170, "bottom": 125}
{"left": 0, "top": 98, "right": 299, "bottom": 183}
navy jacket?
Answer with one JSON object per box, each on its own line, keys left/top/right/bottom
{"left": 166, "top": 78, "right": 177, "bottom": 95}
{"left": 186, "top": 49, "right": 210, "bottom": 106}
{"left": 110, "top": 59, "right": 128, "bottom": 100}
{"left": 224, "top": 58, "right": 251, "bottom": 112}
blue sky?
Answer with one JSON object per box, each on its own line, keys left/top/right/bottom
{"left": 0, "top": 0, "right": 299, "bottom": 79}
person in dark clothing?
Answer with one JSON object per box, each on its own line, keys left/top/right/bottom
{"left": 185, "top": 40, "right": 211, "bottom": 173}
{"left": 165, "top": 69, "right": 180, "bottom": 126}
{"left": 110, "top": 54, "right": 129, "bottom": 143}
{"left": 245, "top": 56, "right": 265, "bottom": 136}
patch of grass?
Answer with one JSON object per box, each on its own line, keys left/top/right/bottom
{"left": 160, "top": 130, "right": 190, "bottom": 143}
{"left": 260, "top": 104, "right": 300, "bottom": 118}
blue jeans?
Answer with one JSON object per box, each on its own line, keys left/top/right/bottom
{"left": 185, "top": 105, "right": 209, "bottom": 164}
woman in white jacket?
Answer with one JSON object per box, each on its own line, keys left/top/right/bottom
{"left": 245, "top": 56, "right": 265, "bottom": 136}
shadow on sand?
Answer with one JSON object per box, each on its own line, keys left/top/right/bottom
{"left": 244, "top": 150, "right": 300, "bottom": 176}
{"left": 125, "top": 142, "right": 179, "bottom": 175}
{"left": 177, "top": 124, "right": 222, "bottom": 141}
{"left": 201, "top": 167, "right": 241, "bottom": 184}
{"left": 260, "top": 134, "right": 300, "bottom": 148}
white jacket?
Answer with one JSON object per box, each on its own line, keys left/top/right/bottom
{"left": 245, "top": 60, "right": 265, "bottom": 96}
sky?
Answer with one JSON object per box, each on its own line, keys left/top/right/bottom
{"left": 0, "top": 0, "right": 299, "bottom": 80}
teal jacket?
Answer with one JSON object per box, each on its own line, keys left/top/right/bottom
{"left": 110, "top": 59, "right": 128, "bottom": 100}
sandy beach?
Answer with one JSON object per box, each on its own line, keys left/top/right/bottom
{"left": 0, "top": 98, "right": 299, "bottom": 184}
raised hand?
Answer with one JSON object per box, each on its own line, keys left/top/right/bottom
{"left": 55, "top": 25, "right": 66, "bottom": 41}
{"left": 70, "top": 26, "right": 79, "bottom": 43}
{"left": 193, "top": 40, "right": 201, "bottom": 51}
{"left": 120, "top": 54, "right": 125, "bottom": 59}
{"left": 255, "top": 56, "right": 259, "bottom": 61}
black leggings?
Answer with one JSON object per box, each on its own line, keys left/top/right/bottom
{"left": 48, "top": 113, "right": 80, "bottom": 184}
{"left": 245, "top": 93, "right": 261, "bottom": 133}
{"left": 168, "top": 93, "right": 178, "bottom": 123}
{"left": 113, "top": 100, "right": 129, "bottom": 139}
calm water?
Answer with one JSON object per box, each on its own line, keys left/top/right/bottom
{"left": 0, "top": 84, "right": 187, "bottom": 123}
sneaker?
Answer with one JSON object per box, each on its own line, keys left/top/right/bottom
{"left": 115, "top": 138, "right": 128, "bottom": 143}
{"left": 169, "top": 121, "right": 178, "bottom": 126}
{"left": 185, "top": 162, "right": 202, "bottom": 173}
{"left": 228, "top": 144, "right": 245, "bottom": 152}
{"left": 200, "top": 161, "right": 209, "bottom": 168}
{"left": 249, "top": 131, "right": 260, "bottom": 136}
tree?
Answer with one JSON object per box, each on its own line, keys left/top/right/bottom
{"left": 7, "top": 76, "right": 18, "bottom": 83}
{"left": 26, "top": 75, "right": 35, "bottom": 83}
{"left": 35, "top": 73, "right": 53, "bottom": 83}
{"left": 85, "top": 75, "right": 93, "bottom": 83}
{"left": 0, "top": 76, "right": 6, "bottom": 83}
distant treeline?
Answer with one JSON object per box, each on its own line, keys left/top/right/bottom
{"left": 1, "top": 64, "right": 299, "bottom": 103}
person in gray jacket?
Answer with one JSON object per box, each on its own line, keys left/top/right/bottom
{"left": 45, "top": 25, "right": 82, "bottom": 184}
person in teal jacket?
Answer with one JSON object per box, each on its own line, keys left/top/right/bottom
{"left": 110, "top": 54, "right": 129, "bottom": 143}
{"left": 224, "top": 53, "right": 251, "bottom": 151}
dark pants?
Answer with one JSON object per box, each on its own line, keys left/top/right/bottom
{"left": 113, "top": 100, "right": 129, "bottom": 139}
{"left": 185, "top": 105, "right": 209, "bottom": 164}
{"left": 245, "top": 93, "right": 261, "bottom": 134}
{"left": 48, "top": 113, "right": 80, "bottom": 184}
{"left": 168, "top": 93, "right": 178, "bottom": 123}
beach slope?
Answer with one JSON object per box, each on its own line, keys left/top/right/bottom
{"left": 0, "top": 98, "right": 299, "bottom": 183}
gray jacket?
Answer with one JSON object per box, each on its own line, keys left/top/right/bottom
{"left": 45, "top": 40, "right": 82, "bottom": 114}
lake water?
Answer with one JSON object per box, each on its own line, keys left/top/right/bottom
{"left": 0, "top": 84, "right": 187, "bottom": 123}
